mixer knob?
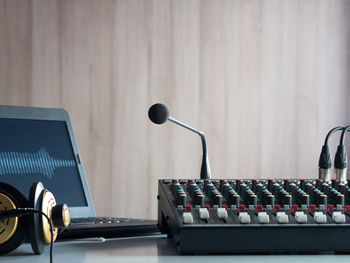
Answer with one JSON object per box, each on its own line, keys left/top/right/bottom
{"left": 194, "top": 194, "right": 205, "bottom": 207}
{"left": 251, "top": 179, "right": 258, "bottom": 192}
{"left": 172, "top": 182, "right": 182, "bottom": 194}
{"left": 235, "top": 179, "right": 242, "bottom": 191}
{"left": 263, "top": 193, "right": 275, "bottom": 207}
{"left": 332, "top": 179, "right": 339, "bottom": 189}
{"left": 283, "top": 179, "right": 290, "bottom": 190}
{"left": 227, "top": 193, "right": 240, "bottom": 207}
{"left": 188, "top": 183, "right": 198, "bottom": 195}
{"left": 176, "top": 192, "right": 187, "bottom": 206}
{"left": 279, "top": 192, "right": 292, "bottom": 207}
{"left": 347, "top": 189, "right": 350, "bottom": 205}
{"left": 335, "top": 194, "right": 345, "bottom": 207}
{"left": 205, "top": 183, "right": 215, "bottom": 195}
{"left": 300, "top": 194, "right": 310, "bottom": 207}
{"left": 211, "top": 193, "right": 223, "bottom": 207}
{"left": 316, "top": 179, "right": 322, "bottom": 189}
{"left": 256, "top": 183, "right": 265, "bottom": 195}
{"left": 338, "top": 184, "right": 346, "bottom": 194}
{"left": 221, "top": 183, "right": 231, "bottom": 196}
{"left": 245, "top": 193, "right": 257, "bottom": 207}
{"left": 204, "top": 179, "right": 211, "bottom": 188}
{"left": 322, "top": 183, "right": 331, "bottom": 194}
{"left": 316, "top": 193, "right": 327, "bottom": 207}
{"left": 219, "top": 179, "right": 227, "bottom": 191}
{"left": 305, "top": 183, "right": 313, "bottom": 193}
{"left": 297, "top": 190, "right": 310, "bottom": 207}
{"left": 172, "top": 179, "right": 179, "bottom": 184}
{"left": 238, "top": 183, "right": 248, "bottom": 195}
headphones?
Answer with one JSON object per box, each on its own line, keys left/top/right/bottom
{"left": 0, "top": 181, "right": 70, "bottom": 255}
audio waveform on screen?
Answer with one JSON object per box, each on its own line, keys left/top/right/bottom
{"left": 0, "top": 148, "right": 76, "bottom": 179}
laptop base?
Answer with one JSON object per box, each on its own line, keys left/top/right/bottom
{"left": 58, "top": 217, "right": 159, "bottom": 239}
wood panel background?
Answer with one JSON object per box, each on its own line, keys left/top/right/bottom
{"left": 0, "top": 0, "right": 350, "bottom": 218}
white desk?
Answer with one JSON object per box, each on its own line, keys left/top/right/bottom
{"left": 3, "top": 235, "right": 350, "bottom": 263}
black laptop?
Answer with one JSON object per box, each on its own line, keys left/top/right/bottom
{"left": 0, "top": 105, "right": 158, "bottom": 239}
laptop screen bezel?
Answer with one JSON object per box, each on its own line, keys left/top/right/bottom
{"left": 0, "top": 105, "right": 95, "bottom": 218}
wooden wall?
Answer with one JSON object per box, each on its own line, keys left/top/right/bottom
{"left": 0, "top": 0, "right": 350, "bottom": 218}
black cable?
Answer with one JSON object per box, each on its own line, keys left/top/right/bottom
{"left": 340, "top": 125, "right": 350, "bottom": 146}
{"left": 324, "top": 126, "right": 344, "bottom": 146}
{"left": 4, "top": 208, "right": 54, "bottom": 263}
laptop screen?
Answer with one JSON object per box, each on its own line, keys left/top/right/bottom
{"left": 0, "top": 118, "right": 87, "bottom": 207}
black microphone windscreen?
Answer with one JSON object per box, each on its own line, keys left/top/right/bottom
{"left": 148, "top": 103, "right": 169, "bottom": 124}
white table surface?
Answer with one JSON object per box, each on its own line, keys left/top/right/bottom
{"left": 3, "top": 234, "right": 350, "bottom": 263}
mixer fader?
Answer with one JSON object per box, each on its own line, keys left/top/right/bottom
{"left": 158, "top": 178, "right": 350, "bottom": 254}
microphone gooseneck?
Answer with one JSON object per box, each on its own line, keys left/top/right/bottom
{"left": 148, "top": 103, "right": 211, "bottom": 180}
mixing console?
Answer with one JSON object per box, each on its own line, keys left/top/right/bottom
{"left": 158, "top": 178, "right": 350, "bottom": 254}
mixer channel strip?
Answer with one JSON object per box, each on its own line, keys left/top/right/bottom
{"left": 157, "top": 179, "right": 350, "bottom": 254}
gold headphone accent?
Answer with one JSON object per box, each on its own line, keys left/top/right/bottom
{"left": 0, "top": 193, "right": 18, "bottom": 245}
{"left": 41, "top": 191, "right": 58, "bottom": 244}
{"left": 62, "top": 204, "right": 70, "bottom": 228}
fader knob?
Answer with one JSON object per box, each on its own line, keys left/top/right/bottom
{"left": 276, "top": 212, "right": 289, "bottom": 224}
{"left": 183, "top": 212, "right": 193, "bottom": 224}
{"left": 294, "top": 211, "right": 307, "bottom": 224}
{"left": 217, "top": 208, "right": 228, "bottom": 220}
{"left": 332, "top": 211, "right": 346, "bottom": 223}
{"left": 314, "top": 212, "right": 327, "bottom": 224}
{"left": 238, "top": 212, "right": 251, "bottom": 224}
{"left": 199, "top": 208, "right": 209, "bottom": 220}
{"left": 257, "top": 212, "right": 269, "bottom": 224}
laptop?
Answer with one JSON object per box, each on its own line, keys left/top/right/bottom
{"left": 0, "top": 105, "right": 158, "bottom": 239}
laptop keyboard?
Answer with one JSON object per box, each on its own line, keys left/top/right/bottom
{"left": 70, "top": 217, "right": 147, "bottom": 225}
{"left": 59, "top": 217, "right": 159, "bottom": 239}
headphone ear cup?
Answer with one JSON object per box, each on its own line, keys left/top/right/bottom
{"left": 28, "top": 182, "right": 46, "bottom": 255}
{"left": 29, "top": 182, "right": 60, "bottom": 255}
{"left": 0, "top": 183, "right": 29, "bottom": 255}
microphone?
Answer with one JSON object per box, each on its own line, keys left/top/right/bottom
{"left": 148, "top": 103, "right": 211, "bottom": 180}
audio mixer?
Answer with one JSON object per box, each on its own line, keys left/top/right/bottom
{"left": 158, "top": 178, "right": 350, "bottom": 254}
{"left": 149, "top": 103, "right": 350, "bottom": 254}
